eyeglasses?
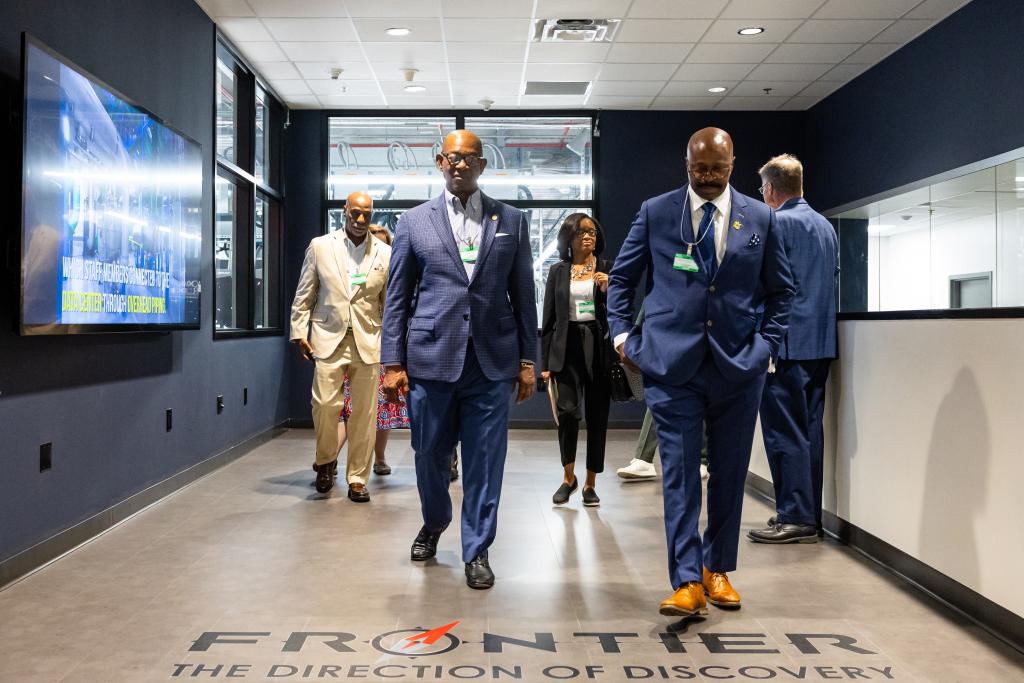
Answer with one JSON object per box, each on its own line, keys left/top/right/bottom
{"left": 757, "top": 183, "right": 770, "bottom": 196}
{"left": 687, "top": 163, "right": 732, "bottom": 178}
{"left": 439, "top": 153, "right": 483, "bottom": 167}
{"left": 347, "top": 209, "right": 372, "bottom": 220}
{"left": 574, "top": 228, "right": 597, "bottom": 238}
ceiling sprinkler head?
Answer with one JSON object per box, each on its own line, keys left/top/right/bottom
{"left": 402, "top": 68, "right": 426, "bottom": 92}
{"left": 329, "top": 67, "right": 344, "bottom": 80}
{"left": 479, "top": 98, "right": 495, "bottom": 111}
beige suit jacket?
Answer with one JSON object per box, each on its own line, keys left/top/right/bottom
{"left": 290, "top": 231, "right": 391, "bottom": 363}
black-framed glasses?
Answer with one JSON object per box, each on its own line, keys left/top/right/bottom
{"left": 439, "top": 152, "right": 483, "bottom": 167}
{"left": 347, "top": 208, "right": 373, "bottom": 220}
{"left": 574, "top": 228, "right": 597, "bottom": 237}
{"left": 687, "top": 163, "right": 732, "bottom": 178}
{"left": 757, "top": 183, "right": 770, "bottom": 196}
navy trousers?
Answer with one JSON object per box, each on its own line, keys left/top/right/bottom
{"left": 408, "top": 342, "right": 513, "bottom": 563}
{"left": 759, "top": 358, "right": 831, "bottom": 528}
{"left": 645, "top": 355, "right": 765, "bottom": 589}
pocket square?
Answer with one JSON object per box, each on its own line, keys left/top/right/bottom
{"left": 747, "top": 234, "right": 761, "bottom": 247}
{"left": 495, "top": 232, "right": 510, "bottom": 237}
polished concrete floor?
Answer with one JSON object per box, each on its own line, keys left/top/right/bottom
{"left": 1, "top": 429, "right": 1022, "bottom": 682}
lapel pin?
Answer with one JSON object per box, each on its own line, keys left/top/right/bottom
{"left": 732, "top": 220, "right": 742, "bottom": 230}
{"left": 491, "top": 214, "right": 498, "bottom": 221}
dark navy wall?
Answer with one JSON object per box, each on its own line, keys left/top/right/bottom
{"left": 0, "top": 0, "right": 290, "bottom": 564}
{"left": 805, "top": 0, "right": 1024, "bottom": 212}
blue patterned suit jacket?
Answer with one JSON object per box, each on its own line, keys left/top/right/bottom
{"left": 381, "top": 193, "right": 538, "bottom": 382}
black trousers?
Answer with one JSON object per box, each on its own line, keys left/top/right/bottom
{"left": 554, "top": 321, "right": 611, "bottom": 473}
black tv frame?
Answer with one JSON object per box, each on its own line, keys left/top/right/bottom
{"left": 19, "top": 32, "right": 204, "bottom": 336}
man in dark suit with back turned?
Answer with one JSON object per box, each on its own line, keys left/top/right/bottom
{"left": 749, "top": 154, "right": 838, "bottom": 544}
{"left": 381, "top": 130, "right": 537, "bottom": 590}
{"left": 608, "top": 128, "right": 794, "bottom": 618}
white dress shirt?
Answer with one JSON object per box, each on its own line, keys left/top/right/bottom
{"left": 444, "top": 188, "right": 484, "bottom": 278}
{"left": 568, "top": 279, "right": 596, "bottom": 322}
{"left": 341, "top": 232, "right": 370, "bottom": 275}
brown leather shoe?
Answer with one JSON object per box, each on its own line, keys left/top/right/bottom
{"left": 703, "top": 567, "right": 741, "bottom": 608}
{"left": 347, "top": 483, "right": 370, "bottom": 503}
{"left": 658, "top": 582, "right": 708, "bottom": 617}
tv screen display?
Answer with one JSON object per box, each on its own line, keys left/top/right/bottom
{"left": 20, "top": 35, "right": 202, "bottom": 335}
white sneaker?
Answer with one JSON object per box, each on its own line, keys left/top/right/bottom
{"left": 700, "top": 463, "right": 709, "bottom": 480}
{"left": 617, "top": 458, "right": 658, "bottom": 480}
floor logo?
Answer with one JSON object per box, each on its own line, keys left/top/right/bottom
{"left": 372, "top": 621, "right": 461, "bottom": 657}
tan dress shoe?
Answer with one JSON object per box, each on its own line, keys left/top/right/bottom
{"left": 703, "top": 567, "right": 741, "bottom": 608}
{"left": 659, "top": 582, "right": 708, "bottom": 617}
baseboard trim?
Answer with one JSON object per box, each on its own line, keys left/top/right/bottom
{"left": 0, "top": 423, "right": 289, "bottom": 590}
{"left": 745, "top": 471, "right": 1024, "bottom": 655}
{"left": 284, "top": 419, "right": 641, "bottom": 430}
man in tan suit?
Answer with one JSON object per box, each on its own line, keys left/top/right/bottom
{"left": 291, "top": 191, "right": 391, "bottom": 501}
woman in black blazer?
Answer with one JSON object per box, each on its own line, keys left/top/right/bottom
{"left": 541, "top": 214, "right": 615, "bottom": 507}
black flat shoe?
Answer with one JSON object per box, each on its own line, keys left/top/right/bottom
{"left": 582, "top": 487, "right": 600, "bottom": 507}
{"left": 552, "top": 477, "right": 578, "bottom": 505}
{"left": 411, "top": 525, "right": 445, "bottom": 561}
{"left": 465, "top": 551, "right": 494, "bottom": 589}
{"left": 373, "top": 462, "right": 391, "bottom": 475}
{"left": 748, "top": 523, "right": 818, "bottom": 544}
{"left": 314, "top": 460, "right": 337, "bottom": 494}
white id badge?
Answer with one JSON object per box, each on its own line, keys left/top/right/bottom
{"left": 673, "top": 253, "right": 699, "bottom": 272}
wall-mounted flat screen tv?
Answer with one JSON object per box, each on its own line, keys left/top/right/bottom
{"left": 20, "top": 34, "right": 202, "bottom": 335}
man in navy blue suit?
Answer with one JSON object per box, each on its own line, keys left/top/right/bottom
{"left": 748, "top": 154, "right": 838, "bottom": 545}
{"left": 381, "top": 130, "right": 537, "bottom": 590}
{"left": 608, "top": 128, "right": 794, "bottom": 618}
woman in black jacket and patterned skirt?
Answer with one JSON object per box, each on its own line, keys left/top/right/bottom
{"left": 541, "top": 213, "right": 615, "bottom": 507}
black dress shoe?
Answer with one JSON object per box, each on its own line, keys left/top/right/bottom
{"left": 552, "top": 477, "right": 578, "bottom": 505}
{"left": 450, "top": 450, "right": 459, "bottom": 482}
{"left": 348, "top": 483, "right": 370, "bottom": 503}
{"left": 581, "top": 487, "right": 600, "bottom": 507}
{"left": 748, "top": 523, "right": 818, "bottom": 544}
{"left": 411, "top": 525, "right": 445, "bottom": 561}
{"left": 465, "top": 551, "right": 494, "bottom": 589}
{"left": 314, "top": 460, "right": 337, "bottom": 494}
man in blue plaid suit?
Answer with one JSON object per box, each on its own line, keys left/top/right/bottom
{"left": 381, "top": 130, "right": 538, "bottom": 590}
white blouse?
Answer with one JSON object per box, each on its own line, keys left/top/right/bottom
{"left": 568, "top": 279, "right": 596, "bottom": 322}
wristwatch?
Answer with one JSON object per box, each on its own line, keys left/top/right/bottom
{"left": 519, "top": 360, "right": 535, "bottom": 368}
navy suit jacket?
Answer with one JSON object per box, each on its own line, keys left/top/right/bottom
{"left": 381, "top": 193, "right": 538, "bottom": 383}
{"left": 774, "top": 198, "right": 838, "bottom": 361}
{"left": 607, "top": 186, "right": 794, "bottom": 386}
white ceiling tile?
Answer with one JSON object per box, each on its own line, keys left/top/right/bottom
{"left": 352, "top": 18, "right": 444, "bottom": 42}
{"left": 443, "top": 18, "right": 532, "bottom": 41}
{"left": 381, "top": 80, "right": 451, "bottom": 95}
{"left": 797, "top": 80, "right": 845, "bottom": 97}
{"left": 606, "top": 42, "right": 693, "bottom": 63}
{"left": 649, "top": 96, "right": 722, "bottom": 110}
{"left": 813, "top": 0, "right": 920, "bottom": 19}
{"left": 672, "top": 63, "right": 757, "bottom": 80}
{"left": 248, "top": 0, "right": 350, "bottom": 17}
{"left": 279, "top": 42, "right": 364, "bottom": 61}
{"left": 616, "top": 19, "right": 712, "bottom": 43}
{"left": 599, "top": 63, "right": 678, "bottom": 80}
{"left": 386, "top": 96, "right": 455, "bottom": 107}
{"left": 306, "top": 79, "right": 381, "bottom": 96}
{"left": 715, "top": 95, "right": 787, "bottom": 110}
{"left": 778, "top": 95, "right": 821, "bottom": 110}
{"left": 746, "top": 63, "right": 832, "bottom": 80}
{"left": 730, "top": 80, "right": 810, "bottom": 97}
{"left": 263, "top": 18, "right": 358, "bottom": 42}
{"left": 525, "top": 63, "right": 602, "bottom": 81}
{"left": 218, "top": 18, "right": 273, "bottom": 42}
{"left": 448, "top": 62, "right": 523, "bottom": 80}
{"left": 820, "top": 62, "right": 870, "bottom": 80}
{"left": 448, "top": 42, "right": 526, "bottom": 62}
{"left": 721, "top": 0, "right": 826, "bottom": 19}
{"left": 295, "top": 61, "right": 376, "bottom": 80}
{"left": 374, "top": 62, "right": 449, "bottom": 80}
{"left": 520, "top": 94, "right": 588, "bottom": 107}
{"left": 318, "top": 95, "right": 386, "bottom": 107}
{"left": 587, "top": 95, "right": 654, "bottom": 108}
{"left": 661, "top": 81, "right": 738, "bottom": 97}
{"left": 285, "top": 95, "right": 321, "bottom": 108}
{"left": 362, "top": 42, "right": 446, "bottom": 62}
{"left": 535, "top": 0, "right": 632, "bottom": 18}
{"left": 344, "top": 0, "right": 441, "bottom": 17}
{"left": 235, "top": 41, "right": 289, "bottom": 62}
{"left": 252, "top": 62, "right": 301, "bottom": 80}
{"left": 590, "top": 81, "right": 665, "bottom": 96}
{"left": 628, "top": 0, "right": 728, "bottom": 18}
{"left": 528, "top": 43, "right": 611, "bottom": 63}
{"left": 842, "top": 42, "right": 899, "bottom": 64}
{"left": 702, "top": 19, "right": 803, "bottom": 43}
{"left": 787, "top": 19, "right": 892, "bottom": 42}
{"left": 450, "top": 81, "right": 522, "bottom": 96}
{"left": 269, "top": 79, "right": 313, "bottom": 96}
{"left": 871, "top": 19, "right": 935, "bottom": 43}
{"left": 454, "top": 95, "right": 519, "bottom": 107}
{"left": 905, "top": 0, "right": 972, "bottom": 20}
{"left": 765, "top": 43, "right": 860, "bottom": 63}
{"left": 686, "top": 43, "right": 776, "bottom": 63}
{"left": 442, "top": 0, "right": 535, "bottom": 17}
{"left": 197, "top": 0, "right": 254, "bottom": 17}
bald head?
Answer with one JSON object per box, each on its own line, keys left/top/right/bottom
{"left": 686, "top": 127, "right": 735, "bottom": 201}
{"left": 437, "top": 129, "right": 487, "bottom": 201}
{"left": 344, "top": 191, "right": 373, "bottom": 242}
{"left": 442, "top": 130, "right": 483, "bottom": 155}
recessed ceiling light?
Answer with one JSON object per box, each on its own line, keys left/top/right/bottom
{"left": 708, "top": 86, "right": 727, "bottom": 93}
{"left": 738, "top": 27, "right": 765, "bottom": 36}
{"left": 385, "top": 27, "right": 411, "bottom": 37}
{"left": 403, "top": 84, "right": 427, "bottom": 93}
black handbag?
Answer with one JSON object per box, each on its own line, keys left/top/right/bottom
{"left": 609, "top": 360, "right": 637, "bottom": 402}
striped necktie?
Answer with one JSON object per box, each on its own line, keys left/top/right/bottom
{"left": 696, "top": 202, "right": 717, "bottom": 279}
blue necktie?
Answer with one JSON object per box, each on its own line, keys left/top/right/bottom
{"left": 696, "top": 202, "right": 717, "bottom": 279}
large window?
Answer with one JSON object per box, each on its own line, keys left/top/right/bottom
{"left": 832, "top": 152, "right": 1024, "bottom": 315}
{"left": 324, "top": 114, "right": 595, "bottom": 321}
{"left": 214, "top": 38, "right": 285, "bottom": 336}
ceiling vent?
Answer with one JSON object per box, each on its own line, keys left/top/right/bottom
{"left": 533, "top": 18, "right": 620, "bottom": 43}
{"left": 524, "top": 81, "right": 591, "bottom": 96}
